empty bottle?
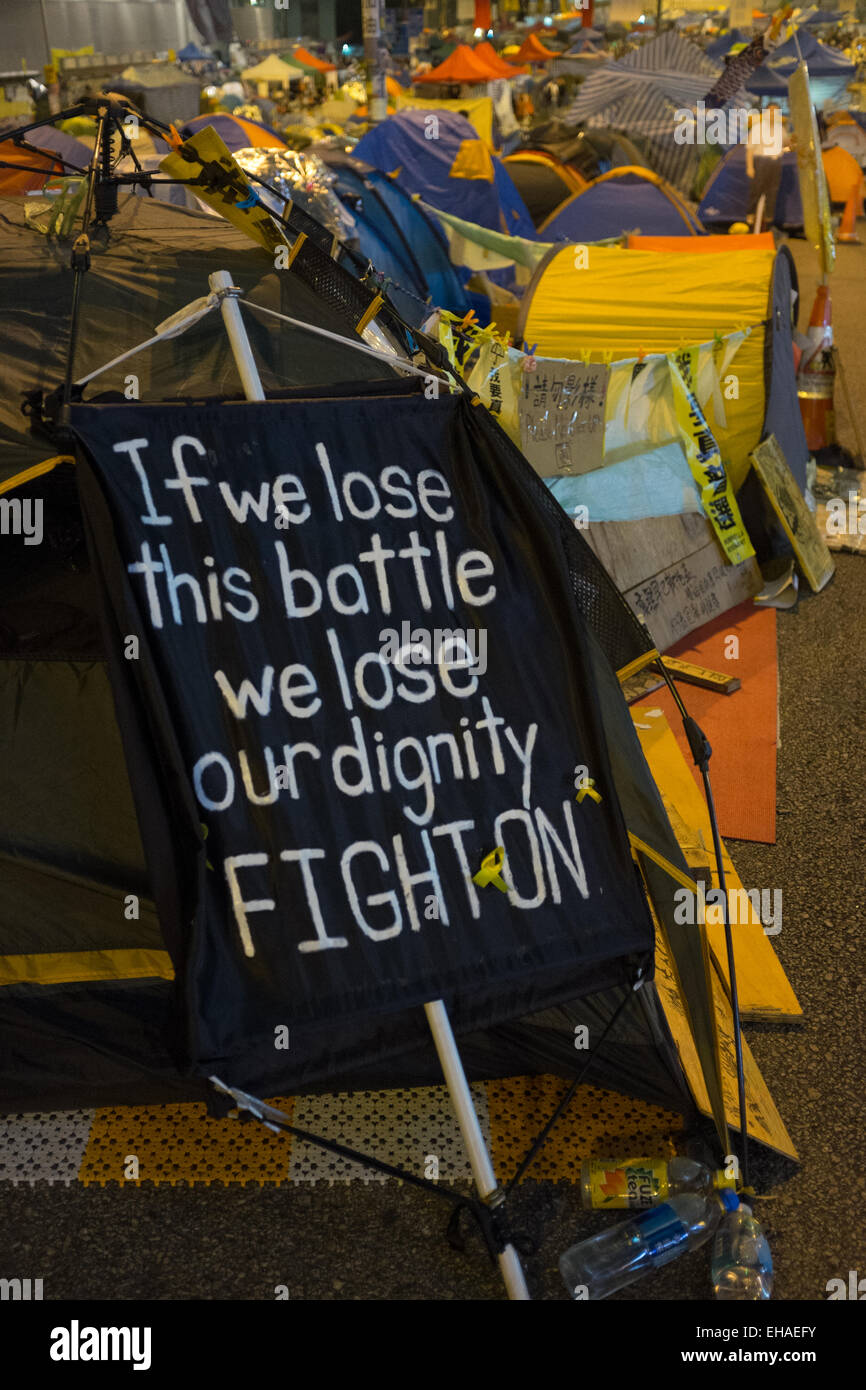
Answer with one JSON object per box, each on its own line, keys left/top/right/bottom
{"left": 561, "top": 1189, "right": 736, "bottom": 1300}
{"left": 712, "top": 1200, "right": 773, "bottom": 1300}
{"left": 581, "top": 1155, "right": 733, "bottom": 1210}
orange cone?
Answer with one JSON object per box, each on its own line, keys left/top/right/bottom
{"left": 836, "top": 175, "right": 863, "bottom": 244}
{"left": 798, "top": 284, "right": 835, "bottom": 451}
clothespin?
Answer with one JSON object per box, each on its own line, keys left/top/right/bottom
{"left": 523, "top": 343, "right": 538, "bottom": 372}
{"left": 576, "top": 778, "right": 602, "bottom": 805}
{"left": 637, "top": 346, "right": 647, "bottom": 363}
{"left": 459, "top": 309, "right": 478, "bottom": 332}
{"left": 235, "top": 190, "right": 260, "bottom": 210}
{"left": 713, "top": 329, "right": 724, "bottom": 350}
{"left": 472, "top": 847, "right": 510, "bottom": 893}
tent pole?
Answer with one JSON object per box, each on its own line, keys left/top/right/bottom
{"left": 209, "top": 270, "right": 266, "bottom": 401}
{"left": 201, "top": 279, "right": 529, "bottom": 1297}
{"left": 424, "top": 1000, "right": 531, "bottom": 1301}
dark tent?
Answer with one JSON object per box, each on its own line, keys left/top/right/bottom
{"left": 697, "top": 145, "right": 803, "bottom": 229}
{"left": 0, "top": 194, "right": 732, "bottom": 1169}
{"left": 502, "top": 151, "right": 586, "bottom": 229}
{"left": 540, "top": 168, "right": 704, "bottom": 240}
{"left": 518, "top": 121, "right": 653, "bottom": 184}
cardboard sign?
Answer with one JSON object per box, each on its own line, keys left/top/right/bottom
{"left": 750, "top": 434, "right": 835, "bottom": 592}
{"left": 518, "top": 359, "right": 608, "bottom": 478}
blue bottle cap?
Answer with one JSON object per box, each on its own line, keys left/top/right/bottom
{"left": 720, "top": 1187, "right": 740, "bottom": 1212}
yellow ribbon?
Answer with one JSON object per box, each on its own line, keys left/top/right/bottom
{"left": 576, "top": 778, "right": 602, "bottom": 805}
{"left": 472, "top": 847, "right": 510, "bottom": 894}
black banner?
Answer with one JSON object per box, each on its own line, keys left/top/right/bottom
{"left": 72, "top": 389, "right": 651, "bottom": 1081}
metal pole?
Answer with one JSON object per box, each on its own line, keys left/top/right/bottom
{"left": 208, "top": 270, "right": 266, "bottom": 402}
{"left": 362, "top": 0, "right": 388, "bottom": 125}
{"left": 424, "top": 1000, "right": 531, "bottom": 1300}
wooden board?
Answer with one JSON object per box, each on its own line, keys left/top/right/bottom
{"left": 750, "top": 434, "right": 835, "bottom": 592}
{"left": 585, "top": 512, "right": 762, "bottom": 651}
{"left": 633, "top": 708, "right": 802, "bottom": 1025}
{"left": 654, "top": 922, "right": 798, "bottom": 1160}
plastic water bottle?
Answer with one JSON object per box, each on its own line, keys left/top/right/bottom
{"left": 580, "top": 1155, "right": 732, "bottom": 1210}
{"left": 712, "top": 1200, "right": 774, "bottom": 1300}
{"left": 561, "top": 1189, "right": 736, "bottom": 1300}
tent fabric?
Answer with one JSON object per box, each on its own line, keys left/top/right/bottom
{"left": 0, "top": 194, "right": 399, "bottom": 487}
{"left": 626, "top": 232, "right": 776, "bottom": 250}
{"left": 705, "top": 28, "right": 749, "bottom": 60}
{"left": 241, "top": 54, "right": 296, "bottom": 85}
{"left": 540, "top": 168, "right": 704, "bottom": 240}
{"left": 353, "top": 112, "right": 536, "bottom": 242}
{"left": 515, "top": 33, "right": 558, "bottom": 63}
{"left": 179, "top": 113, "right": 287, "bottom": 152}
{"left": 565, "top": 41, "right": 725, "bottom": 195}
{"left": 474, "top": 41, "right": 528, "bottom": 78}
{"left": 746, "top": 28, "right": 856, "bottom": 95}
{"left": 822, "top": 143, "right": 864, "bottom": 202}
{"left": 503, "top": 151, "right": 586, "bottom": 227}
{"left": 697, "top": 145, "right": 803, "bottom": 228}
{"left": 316, "top": 148, "right": 473, "bottom": 322}
{"left": 292, "top": 47, "right": 337, "bottom": 74}
{"left": 178, "top": 42, "right": 212, "bottom": 61}
{"left": 393, "top": 92, "right": 495, "bottom": 148}
{"left": 413, "top": 44, "right": 501, "bottom": 85}
{"left": 516, "top": 243, "right": 806, "bottom": 491}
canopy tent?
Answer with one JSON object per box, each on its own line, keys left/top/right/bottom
{"left": 180, "top": 114, "right": 287, "bottom": 152}
{"left": 473, "top": 41, "right": 528, "bottom": 78}
{"left": 0, "top": 196, "right": 742, "bottom": 1169}
{"left": 240, "top": 54, "right": 297, "bottom": 86}
{"left": 540, "top": 167, "right": 705, "bottom": 240}
{"left": 177, "top": 41, "right": 212, "bottom": 61}
{"left": 565, "top": 35, "right": 724, "bottom": 195}
{"left": 746, "top": 27, "right": 856, "bottom": 96}
{"left": 514, "top": 33, "right": 559, "bottom": 64}
{"left": 352, "top": 111, "right": 536, "bottom": 243}
{"left": 697, "top": 144, "right": 803, "bottom": 228}
{"left": 280, "top": 51, "right": 322, "bottom": 78}
{"left": 291, "top": 46, "right": 337, "bottom": 74}
{"left": 413, "top": 44, "right": 502, "bottom": 85}
{"left": 516, "top": 242, "right": 808, "bottom": 493}
{"left": 503, "top": 150, "right": 587, "bottom": 227}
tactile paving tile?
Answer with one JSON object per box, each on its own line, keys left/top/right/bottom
{"left": 288, "top": 1084, "right": 491, "bottom": 1185}
{"left": 487, "top": 1078, "right": 684, "bottom": 1184}
{"left": 0, "top": 1110, "right": 94, "bottom": 1185}
{"left": 78, "top": 1097, "right": 296, "bottom": 1186}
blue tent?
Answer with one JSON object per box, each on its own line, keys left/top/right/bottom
{"left": 317, "top": 149, "right": 472, "bottom": 325}
{"left": 697, "top": 145, "right": 802, "bottom": 227}
{"left": 353, "top": 110, "right": 536, "bottom": 241}
{"left": 705, "top": 29, "right": 748, "bottom": 60}
{"left": 179, "top": 113, "right": 284, "bottom": 152}
{"left": 177, "top": 42, "right": 212, "bottom": 61}
{"left": 541, "top": 169, "right": 704, "bottom": 240}
{"left": 747, "top": 27, "right": 856, "bottom": 96}
{"left": 803, "top": 10, "right": 845, "bottom": 26}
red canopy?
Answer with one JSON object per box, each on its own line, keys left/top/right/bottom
{"left": 414, "top": 43, "right": 501, "bottom": 84}
{"left": 473, "top": 41, "right": 528, "bottom": 77}
{"left": 292, "top": 45, "right": 336, "bottom": 73}
{"left": 515, "top": 33, "right": 558, "bottom": 63}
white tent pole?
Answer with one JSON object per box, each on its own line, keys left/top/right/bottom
{"left": 208, "top": 270, "right": 266, "bottom": 401}
{"left": 203, "top": 278, "right": 528, "bottom": 1299}
{"left": 424, "top": 1000, "right": 531, "bottom": 1301}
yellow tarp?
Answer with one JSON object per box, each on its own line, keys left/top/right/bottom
{"left": 519, "top": 245, "right": 776, "bottom": 489}
{"left": 394, "top": 91, "right": 494, "bottom": 148}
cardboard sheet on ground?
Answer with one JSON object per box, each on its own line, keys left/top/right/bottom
{"left": 633, "top": 709, "right": 801, "bottom": 1025}
{"left": 634, "top": 601, "right": 779, "bottom": 843}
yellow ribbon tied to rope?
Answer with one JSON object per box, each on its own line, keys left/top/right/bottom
{"left": 472, "top": 847, "right": 510, "bottom": 894}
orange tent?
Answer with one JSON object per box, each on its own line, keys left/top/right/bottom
{"left": 292, "top": 46, "right": 336, "bottom": 73}
{"left": 0, "top": 140, "right": 63, "bottom": 195}
{"left": 515, "top": 33, "right": 558, "bottom": 64}
{"left": 414, "top": 43, "right": 501, "bottom": 84}
{"left": 473, "top": 41, "right": 528, "bottom": 78}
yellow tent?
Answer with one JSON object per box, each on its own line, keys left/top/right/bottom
{"left": 516, "top": 244, "right": 784, "bottom": 489}
{"left": 394, "top": 92, "right": 494, "bottom": 148}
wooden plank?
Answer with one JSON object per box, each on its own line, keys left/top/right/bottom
{"left": 654, "top": 922, "right": 798, "bottom": 1160}
{"left": 586, "top": 513, "right": 762, "bottom": 651}
{"left": 633, "top": 709, "right": 802, "bottom": 1025}
{"left": 750, "top": 434, "right": 835, "bottom": 592}
{"left": 661, "top": 657, "right": 741, "bottom": 694}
